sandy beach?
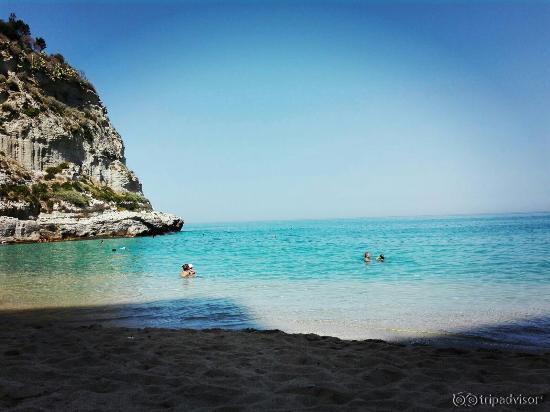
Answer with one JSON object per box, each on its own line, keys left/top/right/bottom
{"left": 1, "top": 317, "right": 548, "bottom": 411}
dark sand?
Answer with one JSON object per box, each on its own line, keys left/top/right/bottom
{"left": 1, "top": 319, "right": 549, "bottom": 411}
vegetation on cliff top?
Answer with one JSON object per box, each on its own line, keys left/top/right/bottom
{"left": 0, "top": 13, "right": 44, "bottom": 52}
{"left": 1, "top": 13, "right": 88, "bottom": 83}
{"left": 0, "top": 13, "right": 104, "bottom": 144}
{"left": 0, "top": 13, "right": 99, "bottom": 131}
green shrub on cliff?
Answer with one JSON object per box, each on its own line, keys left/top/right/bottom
{"left": 22, "top": 106, "right": 40, "bottom": 117}
{"left": 2, "top": 165, "right": 148, "bottom": 213}
{"left": 31, "top": 182, "right": 48, "bottom": 198}
{"left": 80, "top": 181, "right": 148, "bottom": 210}
{"left": 0, "top": 184, "right": 40, "bottom": 209}
{"left": 0, "top": 184, "right": 30, "bottom": 199}
{"left": 51, "top": 186, "right": 89, "bottom": 207}
{"left": 44, "top": 162, "right": 69, "bottom": 180}
{"left": 2, "top": 180, "right": 148, "bottom": 212}
{"left": 48, "top": 96, "right": 66, "bottom": 114}
{"left": 31, "top": 181, "right": 89, "bottom": 208}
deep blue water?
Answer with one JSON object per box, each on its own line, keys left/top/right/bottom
{"left": 1, "top": 213, "right": 549, "bottom": 350}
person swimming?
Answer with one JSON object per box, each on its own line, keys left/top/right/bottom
{"left": 181, "top": 263, "right": 196, "bottom": 278}
{"left": 376, "top": 254, "right": 385, "bottom": 262}
{"left": 364, "top": 251, "right": 371, "bottom": 262}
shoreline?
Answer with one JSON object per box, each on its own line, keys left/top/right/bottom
{"left": 1, "top": 302, "right": 548, "bottom": 353}
{"left": 1, "top": 319, "right": 548, "bottom": 411}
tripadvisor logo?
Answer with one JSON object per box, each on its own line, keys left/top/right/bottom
{"left": 452, "top": 392, "right": 543, "bottom": 408}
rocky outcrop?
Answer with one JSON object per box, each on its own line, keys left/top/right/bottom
{"left": 0, "top": 211, "right": 183, "bottom": 243}
{"left": 0, "top": 15, "right": 183, "bottom": 243}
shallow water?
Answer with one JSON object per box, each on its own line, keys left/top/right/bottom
{"left": 1, "top": 213, "right": 549, "bottom": 349}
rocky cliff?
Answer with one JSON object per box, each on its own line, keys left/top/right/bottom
{"left": 0, "top": 15, "right": 183, "bottom": 243}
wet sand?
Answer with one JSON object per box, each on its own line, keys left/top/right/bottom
{"left": 1, "top": 320, "right": 548, "bottom": 411}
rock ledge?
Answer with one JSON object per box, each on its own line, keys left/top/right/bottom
{"left": 0, "top": 211, "right": 183, "bottom": 243}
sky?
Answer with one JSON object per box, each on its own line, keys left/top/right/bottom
{"left": 2, "top": 0, "right": 549, "bottom": 222}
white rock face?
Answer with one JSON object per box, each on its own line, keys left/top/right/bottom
{"left": 0, "top": 211, "right": 183, "bottom": 243}
{"left": 0, "top": 73, "right": 142, "bottom": 193}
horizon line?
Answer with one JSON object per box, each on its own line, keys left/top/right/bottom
{"left": 185, "top": 209, "right": 550, "bottom": 226}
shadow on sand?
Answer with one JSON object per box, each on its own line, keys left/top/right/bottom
{"left": 0, "top": 297, "right": 262, "bottom": 330}
{"left": 1, "top": 298, "right": 549, "bottom": 352}
{"left": 0, "top": 300, "right": 549, "bottom": 411}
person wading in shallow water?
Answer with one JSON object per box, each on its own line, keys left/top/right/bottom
{"left": 364, "top": 251, "right": 371, "bottom": 262}
{"left": 181, "top": 263, "right": 196, "bottom": 278}
{"left": 376, "top": 254, "right": 385, "bottom": 262}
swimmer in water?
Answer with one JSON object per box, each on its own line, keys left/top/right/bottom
{"left": 376, "top": 254, "right": 385, "bottom": 262}
{"left": 180, "top": 263, "right": 196, "bottom": 278}
{"left": 364, "top": 251, "right": 371, "bottom": 262}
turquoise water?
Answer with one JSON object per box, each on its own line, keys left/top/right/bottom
{"left": 1, "top": 213, "right": 549, "bottom": 349}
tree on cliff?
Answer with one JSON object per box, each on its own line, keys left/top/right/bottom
{"left": 0, "top": 13, "right": 30, "bottom": 40}
{"left": 34, "top": 37, "right": 46, "bottom": 52}
{"left": 0, "top": 13, "right": 46, "bottom": 52}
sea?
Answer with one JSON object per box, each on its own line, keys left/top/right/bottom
{"left": 1, "top": 213, "right": 549, "bottom": 351}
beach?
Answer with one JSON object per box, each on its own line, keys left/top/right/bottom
{"left": 1, "top": 215, "right": 549, "bottom": 410}
{"left": 1, "top": 317, "right": 548, "bottom": 411}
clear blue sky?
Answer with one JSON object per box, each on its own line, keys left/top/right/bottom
{"left": 3, "top": 1, "right": 549, "bottom": 222}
